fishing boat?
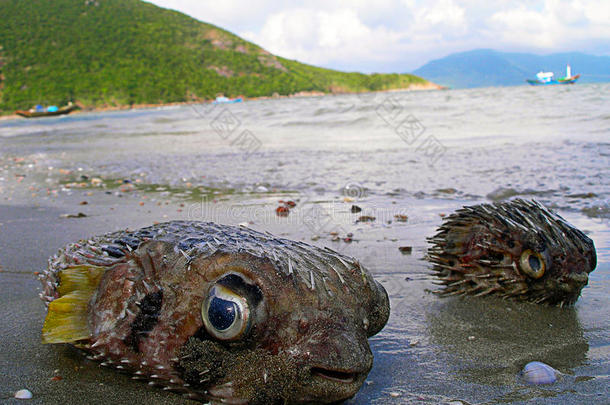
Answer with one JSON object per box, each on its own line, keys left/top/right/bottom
{"left": 526, "top": 65, "right": 580, "bottom": 86}
{"left": 15, "top": 102, "right": 78, "bottom": 118}
{"left": 212, "top": 96, "right": 243, "bottom": 104}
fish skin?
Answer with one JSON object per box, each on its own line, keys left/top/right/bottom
{"left": 40, "top": 221, "right": 390, "bottom": 404}
{"left": 427, "top": 199, "right": 597, "bottom": 306}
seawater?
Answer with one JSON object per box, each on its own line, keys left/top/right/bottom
{"left": 1, "top": 83, "right": 608, "bottom": 218}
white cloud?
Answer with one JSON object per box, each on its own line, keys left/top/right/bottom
{"left": 241, "top": 0, "right": 473, "bottom": 69}
{"left": 490, "top": 0, "right": 610, "bottom": 50}
{"left": 417, "top": 0, "right": 466, "bottom": 28}
{"left": 490, "top": 6, "right": 558, "bottom": 48}
{"left": 147, "top": 0, "right": 610, "bottom": 72}
{"left": 242, "top": 8, "right": 402, "bottom": 66}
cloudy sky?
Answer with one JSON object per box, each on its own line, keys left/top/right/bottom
{"left": 147, "top": 0, "right": 610, "bottom": 73}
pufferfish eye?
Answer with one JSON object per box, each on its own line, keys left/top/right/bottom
{"left": 202, "top": 284, "right": 251, "bottom": 341}
{"left": 519, "top": 249, "right": 546, "bottom": 279}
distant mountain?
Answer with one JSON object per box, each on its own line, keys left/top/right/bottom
{"left": 413, "top": 49, "right": 610, "bottom": 88}
{"left": 0, "top": 0, "right": 430, "bottom": 113}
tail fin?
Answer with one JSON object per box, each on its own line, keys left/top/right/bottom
{"left": 42, "top": 265, "right": 105, "bottom": 344}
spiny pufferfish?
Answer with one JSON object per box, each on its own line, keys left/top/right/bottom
{"left": 39, "top": 221, "right": 390, "bottom": 404}
{"left": 427, "top": 199, "right": 597, "bottom": 306}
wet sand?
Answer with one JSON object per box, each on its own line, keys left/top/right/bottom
{"left": 1, "top": 184, "right": 608, "bottom": 404}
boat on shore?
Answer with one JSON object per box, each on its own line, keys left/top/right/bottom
{"left": 526, "top": 65, "right": 580, "bottom": 86}
{"left": 15, "top": 102, "right": 78, "bottom": 118}
{"left": 212, "top": 96, "right": 243, "bottom": 104}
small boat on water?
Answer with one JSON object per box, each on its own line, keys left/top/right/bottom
{"left": 212, "top": 96, "right": 243, "bottom": 104}
{"left": 526, "top": 65, "right": 580, "bottom": 86}
{"left": 15, "top": 102, "right": 78, "bottom": 118}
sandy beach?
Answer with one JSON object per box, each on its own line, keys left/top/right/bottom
{"left": 1, "top": 168, "right": 607, "bottom": 404}
{"left": 1, "top": 86, "right": 608, "bottom": 404}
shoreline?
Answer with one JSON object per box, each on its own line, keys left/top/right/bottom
{"left": 0, "top": 82, "right": 443, "bottom": 121}
{"left": 0, "top": 183, "right": 608, "bottom": 404}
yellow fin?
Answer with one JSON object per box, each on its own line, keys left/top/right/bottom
{"left": 42, "top": 265, "right": 106, "bottom": 344}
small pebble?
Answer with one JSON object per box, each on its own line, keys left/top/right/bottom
{"left": 60, "top": 212, "right": 87, "bottom": 218}
{"left": 398, "top": 246, "right": 412, "bottom": 254}
{"left": 357, "top": 215, "right": 376, "bottom": 222}
{"left": 351, "top": 205, "right": 362, "bottom": 213}
{"left": 467, "top": 335, "right": 476, "bottom": 341}
{"left": 79, "top": 201, "right": 88, "bottom": 205}
{"left": 275, "top": 206, "right": 289, "bottom": 216}
{"left": 389, "top": 392, "right": 401, "bottom": 398}
{"left": 14, "top": 389, "right": 32, "bottom": 399}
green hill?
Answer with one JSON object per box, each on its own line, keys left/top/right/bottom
{"left": 0, "top": 0, "right": 429, "bottom": 113}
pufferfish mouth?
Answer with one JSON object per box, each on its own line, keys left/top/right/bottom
{"left": 311, "top": 367, "right": 360, "bottom": 384}
{"left": 559, "top": 272, "right": 589, "bottom": 292}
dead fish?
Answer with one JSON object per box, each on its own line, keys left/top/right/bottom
{"left": 427, "top": 199, "right": 596, "bottom": 306}
{"left": 39, "top": 221, "right": 390, "bottom": 404}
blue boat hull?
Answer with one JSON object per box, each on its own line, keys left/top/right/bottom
{"left": 526, "top": 74, "right": 580, "bottom": 86}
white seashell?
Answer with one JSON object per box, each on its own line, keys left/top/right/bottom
{"left": 520, "top": 361, "right": 558, "bottom": 385}
{"left": 14, "top": 389, "right": 33, "bottom": 399}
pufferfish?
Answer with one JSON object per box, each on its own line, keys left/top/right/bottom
{"left": 39, "top": 221, "right": 390, "bottom": 404}
{"left": 427, "top": 199, "right": 596, "bottom": 306}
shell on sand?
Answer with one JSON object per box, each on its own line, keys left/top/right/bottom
{"left": 520, "top": 361, "right": 558, "bottom": 385}
{"left": 14, "top": 389, "right": 33, "bottom": 399}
